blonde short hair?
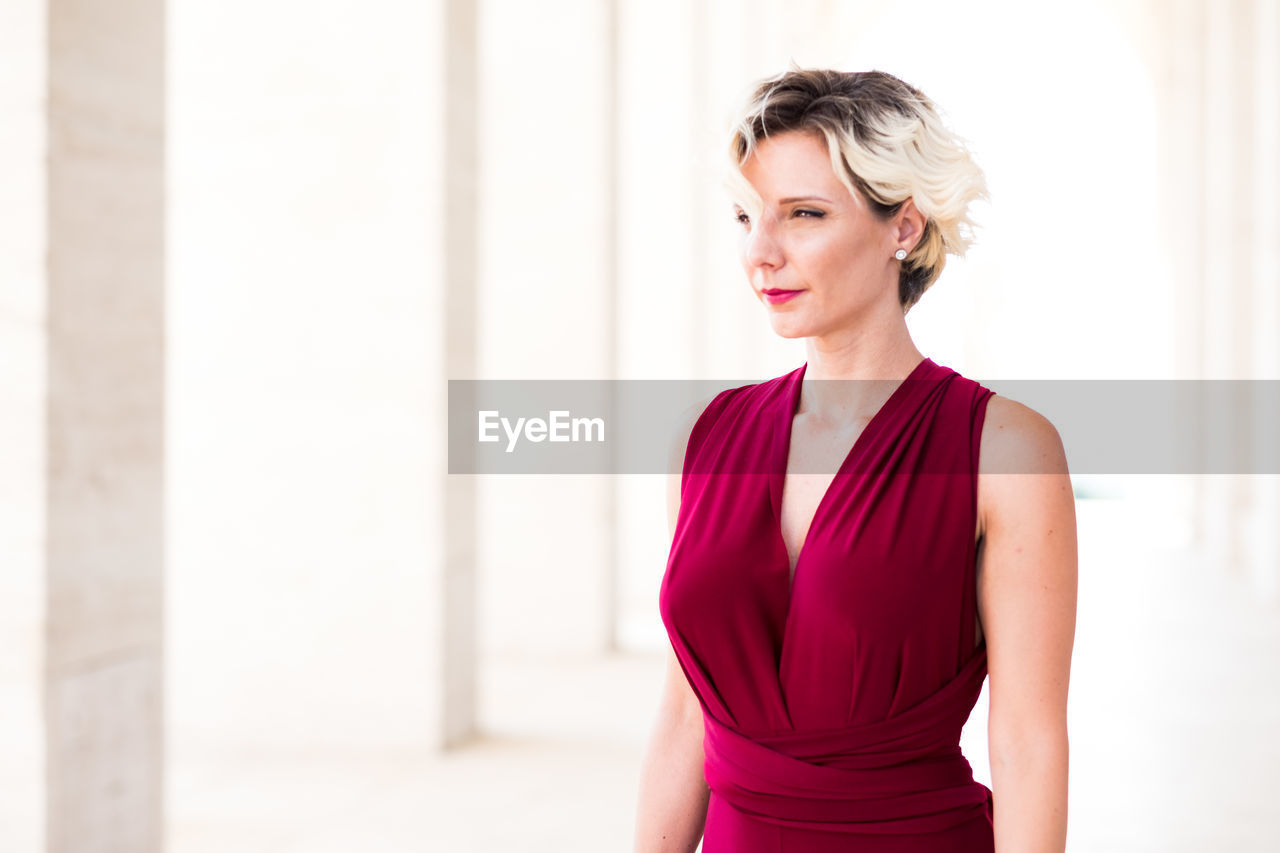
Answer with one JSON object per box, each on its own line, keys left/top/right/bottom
{"left": 726, "top": 64, "right": 988, "bottom": 312}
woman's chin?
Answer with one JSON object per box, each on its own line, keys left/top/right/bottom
{"left": 766, "top": 317, "right": 812, "bottom": 340}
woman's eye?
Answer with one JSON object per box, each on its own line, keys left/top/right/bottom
{"left": 733, "top": 209, "right": 821, "bottom": 226}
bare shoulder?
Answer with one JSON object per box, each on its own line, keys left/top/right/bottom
{"left": 974, "top": 393, "right": 1078, "bottom": 748}
{"left": 976, "top": 395, "right": 1071, "bottom": 539}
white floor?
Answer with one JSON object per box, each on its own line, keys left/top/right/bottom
{"left": 166, "top": 498, "right": 1280, "bottom": 853}
{"left": 167, "top": 652, "right": 659, "bottom": 853}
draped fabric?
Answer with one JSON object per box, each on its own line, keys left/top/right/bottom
{"left": 701, "top": 645, "right": 993, "bottom": 834}
{"left": 659, "top": 357, "right": 997, "bottom": 851}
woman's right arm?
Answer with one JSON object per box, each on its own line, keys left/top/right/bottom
{"left": 632, "top": 401, "right": 712, "bottom": 852}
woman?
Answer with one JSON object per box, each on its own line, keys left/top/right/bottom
{"left": 634, "top": 67, "right": 1077, "bottom": 852}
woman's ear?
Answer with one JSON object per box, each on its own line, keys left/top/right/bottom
{"left": 895, "top": 198, "right": 926, "bottom": 252}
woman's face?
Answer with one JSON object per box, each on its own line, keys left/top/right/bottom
{"left": 734, "top": 130, "right": 903, "bottom": 339}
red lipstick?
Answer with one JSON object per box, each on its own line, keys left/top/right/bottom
{"left": 761, "top": 289, "right": 804, "bottom": 305}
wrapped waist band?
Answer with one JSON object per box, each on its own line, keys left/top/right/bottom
{"left": 702, "top": 647, "right": 994, "bottom": 835}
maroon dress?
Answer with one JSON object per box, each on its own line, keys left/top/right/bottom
{"left": 659, "top": 356, "right": 996, "bottom": 851}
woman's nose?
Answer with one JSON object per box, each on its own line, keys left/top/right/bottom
{"left": 742, "top": 217, "right": 783, "bottom": 268}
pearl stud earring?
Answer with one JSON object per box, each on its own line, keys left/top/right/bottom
{"left": 894, "top": 248, "right": 908, "bottom": 260}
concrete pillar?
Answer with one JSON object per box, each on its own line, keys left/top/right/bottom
{"left": 1141, "top": 0, "right": 1280, "bottom": 593}
{"left": 1246, "top": 0, "right": 1280, "bottom": 596}
{"left": 441, "top": 0, "right": 479, "bottom": 747}
{"left": 45, "top": 0, "right": 167, "bottom": 847}
{"left": 1198, "top": 0, "right": 1252, "bottom": 583}
{"left": 1194, "top": 0, "right": 1280, "bottom": 595}
{"left": 1161, "top": 0, "right": 1211, "bottom": 550}
{"left": 604, "top": 0, "right": 622, "bottom": 652}
{"left": 0, "top": 0, "right": 165, "bottom": 848}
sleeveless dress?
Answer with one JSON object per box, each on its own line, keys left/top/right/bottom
{"left": 659, "top": 356, "right": 997, "bottom": 851}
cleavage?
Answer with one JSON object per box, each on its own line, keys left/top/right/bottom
{"left": 778, "top": 417, "right": 871, "bottom": 584}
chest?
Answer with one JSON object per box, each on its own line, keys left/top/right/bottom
{"left": 777, "top": 419, "right": 987, "bottom": 651}
{"left": 777, "top": 419, "right": 870, "bottom": 581}
{"left": 780, "top": 426, "right": 987, "bottom": 569}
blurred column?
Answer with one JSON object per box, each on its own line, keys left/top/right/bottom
{"left": 45, "top": 0, "right": 167, "bottom": 848}
{"left": 1149, "top": 0, "right": 1278, "bottom": 595}
{"left": 1159, "top": 0, "right": 1209, "bottom": 549}
{"left": 1201, "top": 0, "right": 1255, "bottom": 587}
{"left": 604, "top": 0, "right": 621, "bottom": 651}
{"left": 1246, "top": 0, "right": 1280, "bottom": 597}
{"left": 441, "top": 0, "right": 479, "bottom": 746}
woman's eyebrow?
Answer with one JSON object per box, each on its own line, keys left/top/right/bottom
{"left": 777, "top": 195, "right": 833, "bottom": 204}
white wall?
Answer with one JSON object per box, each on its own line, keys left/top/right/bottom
{"left": 0, "top": 1, "right": 47, "bottom": 848}
{"left": 168, "top": 0, "right": 443, "bottom": 753}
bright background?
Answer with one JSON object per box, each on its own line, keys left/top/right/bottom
{"left": 2, "top": 0, "right": 1277, "bottom": 851}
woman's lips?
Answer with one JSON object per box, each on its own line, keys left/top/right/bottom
{"left": 762, "top": 289, "right": 804, "bottom": 305}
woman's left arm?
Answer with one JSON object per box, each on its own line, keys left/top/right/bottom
{"left": 976, "top": 397, "right": 1078, "bottom": 853}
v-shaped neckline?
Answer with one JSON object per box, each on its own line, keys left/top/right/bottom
{"left": 769, "top": 356, "right": 934, "bottom": 591}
